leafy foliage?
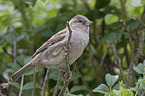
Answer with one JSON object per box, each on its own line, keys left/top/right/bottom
{"left": 0, "top": 0, "right": 145, "bottom": 95}
{"left": 93, "top": 60, "right": 145, "bottom": 96}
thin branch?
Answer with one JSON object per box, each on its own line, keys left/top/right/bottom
{"left": 58, "top": 22, "right": 72, "bottom": 96}
{"left": 132, "top": 15, "right": 145, "bottom": 27}
{"left": 106, "top": 39, "right": 125, "bottom": 83}
{"left": 32, "top": 67, "right": 37, "bottom": 96}
{"left": 1, "top": 46, "right": 13, "bottom": 58}
{"left": 100, "top": 46, "right": 110, "bottom": 67}
{"left": 19, "top": 75, "right": 24, "bottom": 96}
{"left": 121, "top": 20, "right": 135, "bottom": 87}
{"left": 42, "top": 69, "right": 50, "bottom": 96}
{"left": 53, "top": 71, "right": 63, "bottom": 96}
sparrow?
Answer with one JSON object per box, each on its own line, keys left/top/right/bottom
{"left": 10, "top": 15, "right": 93, "bottom": 82}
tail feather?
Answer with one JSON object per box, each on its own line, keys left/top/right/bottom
{"left": 10, "top": 63, "right": 35, "bottom": 82}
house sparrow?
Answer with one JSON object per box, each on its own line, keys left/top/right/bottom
{"left": 10, "top": 15, "right": 93, "bottom": 82}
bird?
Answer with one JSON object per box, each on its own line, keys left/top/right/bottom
{"left": 10, "top": 15, "right": 93, "bottom": 82}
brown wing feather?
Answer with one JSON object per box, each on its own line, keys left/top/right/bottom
{"left": 32, "top": 28, "right": 67, "bottom": 57}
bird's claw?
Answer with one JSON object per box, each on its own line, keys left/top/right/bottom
{"left": 64, "top": 42, "right": 71, "bottom": 51}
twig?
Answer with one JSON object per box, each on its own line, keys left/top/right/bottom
{"left": 42, "top": 69, "right": 50, "bottom": 96}
{"left": 53, "top": 71, "right": 63, "bottom": 96}
{"left": 1, "top": 46, "right": 13, "bottom": 58}
{"left": 76, "top": 68, "right": 95, "bottom": 96}
{"left": 132, "top": 15, "right": 145, "bottom": 27}
{"left": 32, "top": 67, "right": 37, "bottom": 96}
{"left": 58, "top": 22, "right": 72, "bottom": 96}
{"left": 100, "top": 46, "right": 110, "bottom": 67}
{"left": 121, "top": 20, "right": 135, "bottom": 87}
{"left": 106, "top": 39, "right": 125, "bottom": 83}
{"left": 19, "top": 75, "right": 24, "bottom": 96}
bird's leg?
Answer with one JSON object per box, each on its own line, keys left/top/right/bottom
{"left": 64, "top": 42, "right": 71, "bottom": 51}
{"left": 58, "top": 67, "right": 72, "bottom": 80}
{"left": 58, "top": 67, "right": 66, "bottom": 72}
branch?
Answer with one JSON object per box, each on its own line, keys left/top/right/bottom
{"left": 53, "top": 71, "right": 63, "bottom": 96}
{"left": 58, "top": 22, "right": 72, "bottom": 96}
{"left": 121, "top": 20, "right": 135, "bottom": 87}
{"left": 19, "top": 75, "right": 24, "bottom": 96}
{"left": 1, "top": 46, "right": 13, "bottom": 58}
{"left": 106, "top": 39, "right": 125, "bottom": 83}
{"left": 32, "top": 67, "right": 37, "bottom": 96}
{"left": 100, "top": 46, "right": 110, "bottom": 67}
{"left": 132, "top": 15, "right": 145, "bottom": 27}
{"left": 42, "top": 69, "right": 50, "bottom": 96}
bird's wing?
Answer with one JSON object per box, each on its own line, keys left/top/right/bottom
{"left": 32, "top": 28, "right": 67, "bottom": 57}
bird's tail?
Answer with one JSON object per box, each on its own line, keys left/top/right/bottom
{"left": 10, "top": 62, "right": 35, "bottom": 82}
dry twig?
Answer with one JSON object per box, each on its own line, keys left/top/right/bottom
{"left": 42, "top": 69, "right": 50, "bottom": 96}
{"left": 53, "top": 71, "right": 63, "bottom": 96}
{"left": 58, "top": 22, "right": 73, "bottom": 96}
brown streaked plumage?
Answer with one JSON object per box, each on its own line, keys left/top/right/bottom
{"left": 10, "top": 15, "right": 93, "bottom": 82}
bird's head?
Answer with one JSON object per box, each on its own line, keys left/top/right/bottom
{"left": 69, "top": 15, "right": 93, "bottom": 30}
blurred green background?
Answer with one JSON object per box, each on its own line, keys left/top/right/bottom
{"left": 0, "top": 0, "right": 145, "bottom": 96}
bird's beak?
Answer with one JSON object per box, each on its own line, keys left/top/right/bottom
{"left": 85, "top": 20, "right": 93, "bottom": 26}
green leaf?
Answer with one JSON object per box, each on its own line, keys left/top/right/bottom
{"left": 95, "top": 0, "right": 111, "bottom": 9}
{"left": 113, "top": 83, "right": 126, "bottom": 90}
{"left": 92, "top": 84, "right": 110, "bottom": 94}
{"left": 17, "top": 32, "right": 27, "bottom": 41}
{"left": 17, "top": 55, "right": 31, "bottom": 66}
{"left": 17, "top": 55, "right": 25, "bottom": 66}
{"left": 105, "top": 91, "right": 116, "bottom": 96}
{"left": 133, "top": 63, "right": 144, "bottom": 74}
{"left": 71, "top": 72, "right": 81, "bottom": 81}
{"left": 112, "top": 89, "right": 120, "bottom": 95}
{"left": 25, "top": 68, "right": 43, "bottom": 75}
{"left": 101, "top": 30, "right": 122, "bottom": 43}
{"left": 105, "top": 73, "right": 119, "bottom": 87}
{"left": 131, "top": 83, "right": 139, "bottom": 91}
{"left": 49, "top": 69, "right": 60, "bottom": 81}
{"left": 118, "top": 88, "right": 133, "bottom": 96}
{"left": 7, "top": 63, "right": 21, "bottom": 71}
{"left": 107, "top": 22, "right": 122, "bottom": 29}
{"left": 11, "top": 82, "right": 20, "bottom": 89}
{"left": 5, "top": 33, "right": 14, "bottom": 44}
{"left": 126, "top": 19, "right": 140, "bottom": 28}
{"left": 138, "top": 78, "right": 145, "bottom": 83}
{"left": 24, "top": 56, "right": 31, "bottom": 64}
{"left": 23, "top": 82, "right": 40, "bottom": 90}
{"left": 143, "top": 60, "right": 145, "bottom": 66}
{"left": 139, "top": 83, "right": 145, "bottom": 90}
{"left": 70, "top": 85, "right": 86, "bottom": 93}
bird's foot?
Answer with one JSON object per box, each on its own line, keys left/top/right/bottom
{"left": 64, "top": 71, "right": 72, "bottom": 81}
{"left": 64, "top": 42, "right": 71, "bottom": 51}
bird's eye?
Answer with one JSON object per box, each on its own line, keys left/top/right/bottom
{"left": 78, "top": 20, "right": 83, "bottom": 23}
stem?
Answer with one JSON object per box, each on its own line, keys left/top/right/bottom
{"left": 53, "top": 71, "right": 63, "bottom": 96}
{"left": 110, "top": 86, "right": 111, "bottom": 92}
{"left": 42, "top": 69, "right": 50, "bottom": 96}
{"left": 19, "top": 75, "right": 24, "bottom": 96}
{"left": 58, "top": 22, "right": 72, "bottom": 96}
{"left": 119, "top": 0, "right": 127, "bottom": 20}
{"left": 32, "top": 67, "right": 37, "bottom": 96}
